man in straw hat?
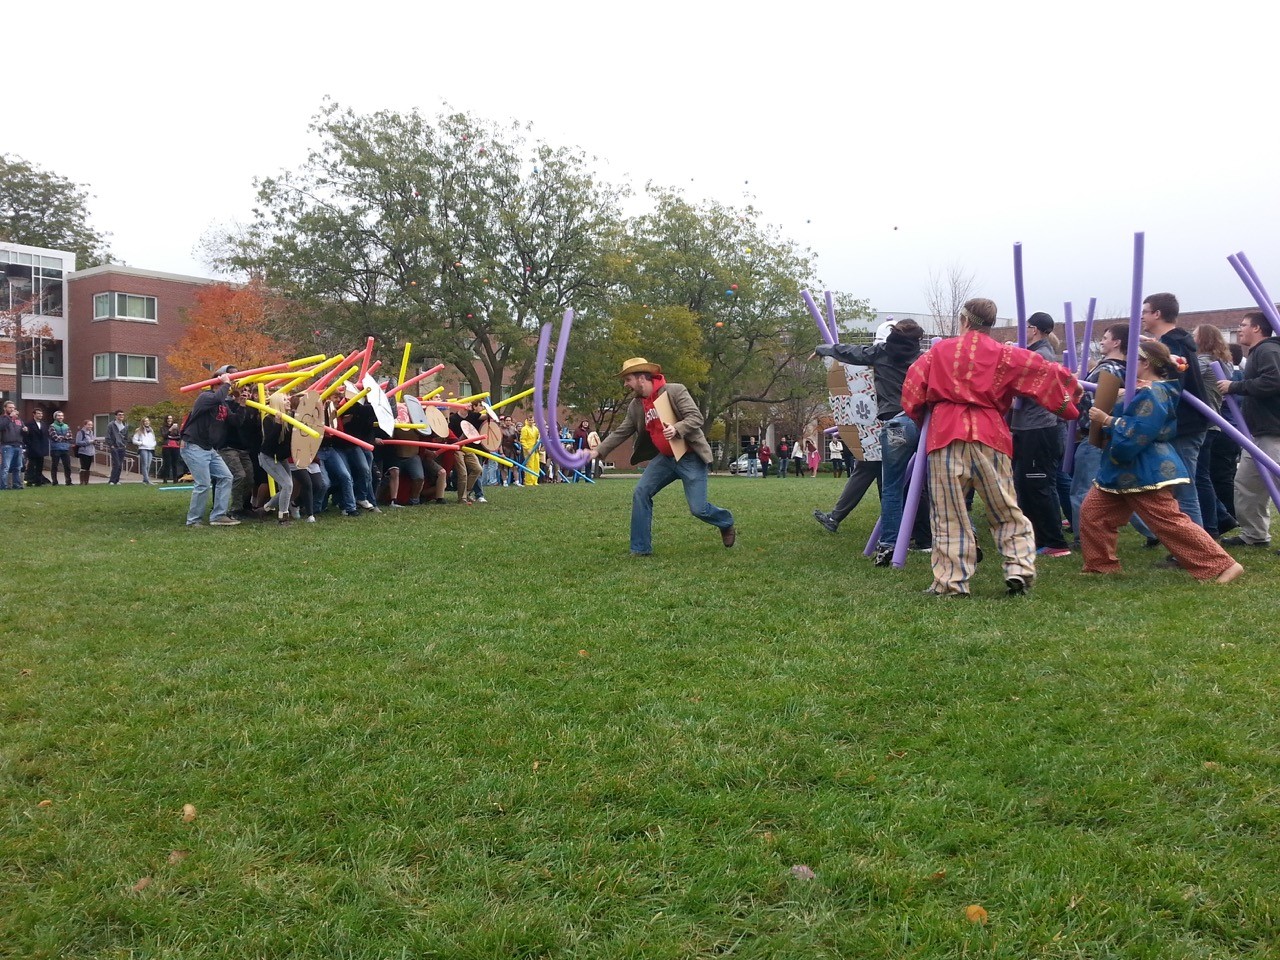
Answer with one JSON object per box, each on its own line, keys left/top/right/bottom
{"left": 592, "top": 358, "right": 736, "bottom": 556}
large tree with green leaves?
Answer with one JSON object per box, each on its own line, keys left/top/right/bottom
{"left": 620, "top": 187, "right": 830, "bottom": 427}
{"left": 0, "top": 154, "right": 111, "bottom": 267}
{"left": 212, "top": 101, "right": 626, "bottom": 402}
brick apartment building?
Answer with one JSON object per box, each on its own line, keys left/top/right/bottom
{"left": 65, "top": 264, "right": 220, "bottom": 435}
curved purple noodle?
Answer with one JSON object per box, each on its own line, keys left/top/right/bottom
{"left": 863, "top": 517, "right": 882, "bottom": 558}
{"left": 533, "top": 309, "right": 593, "bottom": 475}
{"left": 1229, "top": 253, "right": 1280, "bottom": 332}
{"left": 1126, "top": 232, "right": 1145, "bottom": 402}
{"left": 801, "top": 290, "right": 836, "bottom": 346}
{"left": 1212, "top": 360, "right": 1280, "bottom": 514}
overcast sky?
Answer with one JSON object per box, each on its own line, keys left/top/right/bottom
{"left": 23, "top": 0, "right": 1279, "bottom": 320}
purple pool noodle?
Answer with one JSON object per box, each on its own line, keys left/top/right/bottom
{"left": 892, "top": 412, "right": 931, "bottom": 569}
{"left": 1062, "top": 301, "right": 1077, "bottom": 374}
{"left": 801, "top": 289, "right": 835, "bottom": 346}
{"left": 1077, "top": 298, "right": 1097, "bottom": 379}
{"left": 1126, "top": 232, "right": 1144, "bottom": 404}
{"left": 1228, "top": 255, "right": 1280, "bottom": 333}
{"left": 1236, "top": 253, "right": 1280, "bottom": 330}
{"left": 1082, "top": 380, "right": 1280, "bottom": 482}
{"left": 863, "top": 517, "right": 882, "bottom": 558}
{"left": 546, "top": 310, "right": 592, "bottom": 474}
{"left": 824, "top": 290, "right": 840, "bottom": 345}
{"left": 1013, "top": 243, "right": 1027, "bottom": 348}
{"left": 1212, "top": 360, "right": 1280, "bottom": 514}
{"left": 824, "top": 425, "right": 839, "bottom": 435}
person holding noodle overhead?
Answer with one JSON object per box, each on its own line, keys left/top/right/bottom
{"left": 1081, "top": 340, "right": 1243, "bottom": 583}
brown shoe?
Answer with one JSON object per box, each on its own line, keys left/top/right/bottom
{"left": 721, "top": 525, "right": 736, "bottom": 548}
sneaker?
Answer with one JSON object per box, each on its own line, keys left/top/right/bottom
{"left": 911, "top": 542, "right": 933, "bottom": 552}
{"left": 358, "top": 500, "right": 378, "bottom": 511}
{"left": 1218, "top": 515, "right": 1239, "bottom": 535}
{"left": 873, "top": 545, "right": 893, "bottom": 567}
{"left": 813, "top": 510, "right": 839, "bottom": 534}
{"left": 1158, "top": 555, "right": 1182, "bottom": 568}
{"left": 1220, "top": 535, "right": 1268, "bottom": 548}
{"left": 185, "top": 521, "right": 203, "bottom": 527}
{"left": 1143, "top": 537, "right": 1162, "bottom": 549}
{"left": 1005, "top": 574, "right": 1031, "bottom": 596}
{"left": 306, "top": 515, "right": 317, "bottom": 523}
{"left": 1036, "top": 547, "right": 1072, "bottom": 558}
{"left": 209, "top": 516, "right": 241, "bottom": 526}
{"left": 343, "top": 510, "right": 360, "bottom": 517}
{"left": 390, "top": 502, "right": 405, "bottom": 509}
{"left": 291, "top": 507, "right": 301, "bottom": 520}
{"left": 474, "top": 496, "right": 488, "bottom": 503}
{"left": 922, "top": 587, "right": 969, "bottom": 598}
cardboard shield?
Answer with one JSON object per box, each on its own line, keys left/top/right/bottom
{"left": 403, "top": 396, "right": 426, "bottom": 427}
{"left": 424, "top": 406, "right": 449, "bottom": 439}
{"left": 1089, "top": 370, "right": 1123, "bottom": 449}
{"left": 484, "top": 419, "right": 503, "bottom": 452}
{"left": 826, "top": 360, "right": 882, "bottom": 461}
{"left": 291, "top": 392, "right": 324, "bottom": 468}
{"left": 652, "top": 392, "right": 688, "bottom": 460}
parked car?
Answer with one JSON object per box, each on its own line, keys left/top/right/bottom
{"left": 728, "top": 455, "right": 755, "bottom": 475}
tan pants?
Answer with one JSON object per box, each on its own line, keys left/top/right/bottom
{"left": 927, "top": 441, "right": 1036, "bottom": 595}
{"left": 454, "top": 449, "right": 481, "bottom": 502}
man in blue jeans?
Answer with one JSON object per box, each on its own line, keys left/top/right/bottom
{"left": 180, "top": 367, "right": 240, "bottom": 526}
{"left": 592, "top": 358, "right": 735, "bottom": 555}
{"left": 815, "top": 319, "right": 927, "bottom": 565}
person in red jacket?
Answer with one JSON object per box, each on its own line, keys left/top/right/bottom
{"left": 902, "top": 298, "right": 1081, "bottom": 597}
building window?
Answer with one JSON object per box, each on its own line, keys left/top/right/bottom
{"left": 93, "top": 353, "right": 158, "bottom": 382}
{"left": 93, "top": 292, "right": 158, "bottom": 322}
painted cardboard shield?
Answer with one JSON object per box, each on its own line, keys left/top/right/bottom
{"left": 460, "top": 419, "right": 480, "bottom": 440}
{"left": 423, "top": 405, "right": 449, "bottom": 440}
{"left": 484, "top": 419, "right": 503, "bottom": 452}
{"left": 291, "top": 391, "right": 324, "bottom": 468}
{"left": 362, "top": 374, "right": 395, "bottom": 437}
{"left": 403, "top": 395, "right": 426, "bottom": 427}
{"left": 826, "top": 361, "right": 882, "bottom": 461}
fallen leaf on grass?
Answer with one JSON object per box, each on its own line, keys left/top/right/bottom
{"left": 1203, "top": 761, "right": 1220, "bottom": 770}
{"left": 929, "top": 869, "right": 947, "bottom": 882}
{"left": 965, "top": 904, "right": 989, "bottom": 924}
{"left": 132, "top": 876, "right": 152, "bottom": 892}
{"left": 532, "top": 761, "right": 540, "bottom": 772}
{"left": 790, "top": 864, "right": 816, "bottom": 881}
{"left": 886, "top": 750, "right": 908, "bottom": 760}
{"left": 19, "top": 669, "right": 32, "bottom": 677}
{"left": 181, "top": 804, "right": 197, "bottom": 823}
{"left": 578, "top": 650, "right": 589, "bottom": 657}
{"left": 167, "top": 850, "right": 190, "bottom": 865}
{"left": 37, "top": 799, "right": 53, "bottom": 808}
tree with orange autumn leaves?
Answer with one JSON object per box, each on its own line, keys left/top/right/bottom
{"left": 165, "top": 280, "right": 299, "bottom": 401}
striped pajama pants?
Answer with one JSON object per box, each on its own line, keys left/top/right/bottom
{"left": 927, "top": 441, "right": 1036, "bottom": 595}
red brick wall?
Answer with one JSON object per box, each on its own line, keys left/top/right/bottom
{"left": 66, "top": 271, "right": 215, "bottom": 423}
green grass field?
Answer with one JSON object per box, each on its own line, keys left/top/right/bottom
{"left": 3, "top": 476, "right": 1278, "bottom": 959}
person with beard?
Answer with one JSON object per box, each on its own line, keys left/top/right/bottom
{"left": 592, "top": 358, "right": 735, "bottom": 556}
{"left": 813, "top": 320, "right": 929, "bottom": 562}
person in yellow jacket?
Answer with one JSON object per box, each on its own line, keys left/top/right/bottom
{"left": 519, "top": 416, "right": 541, "bottom": 486}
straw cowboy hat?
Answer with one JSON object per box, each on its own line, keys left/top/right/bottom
{"left": 618, "top": 357, "right": 663, "bottom": 377}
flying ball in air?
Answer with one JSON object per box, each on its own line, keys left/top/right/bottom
{"left": 410, "top": 281, "right": 417, "bottom": 286}
{"left": 725, "top": 289, "right": 733, "bottom": 296}
{"left": 730, "top": 284, "right": 738, "bottom": 291}
{"left": 744, "top": 247, "right": 752, "bottom": 254}
{"left": 715, "top": 322, "right": 724, "bottom": 328}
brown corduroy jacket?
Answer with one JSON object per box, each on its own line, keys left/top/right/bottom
{"left": 596, "top": 382, "right": 714, "bottom": 465}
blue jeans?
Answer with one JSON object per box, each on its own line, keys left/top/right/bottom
{"left": 318, "top": 448, "right": 357, "bottom": 513}
{"left": 138, "top": 449, "right": 154, "bottom": 484}
{"left": 109, "top": 446, "right": 125, "bottom": 483}
{"left": 309, "top": 461, "right": 330, "bottom": 515}
{"left": 1171, "top": 432, "right": 1207, "bottom": 528}
{"left": 342, "top": 446, "right": 374, "bottom": 505}
{"left": 1069, "top": 440, "right": 1103, "bottom": 535}
{"left": 1, "top": 443, "right": 23, "bottom": 488}
{"left": 878, "top": 414, "right": 918, "bottom": 546}
{"left": 630, "top": 454, "right": 734, "bottom": 554}
{"left": 182, "top": 444, "right": 233, "bottom": 524}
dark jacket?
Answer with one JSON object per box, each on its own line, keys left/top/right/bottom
{"left": 181, "top": 385, "right": 233, "bottom": 450}
{"left": 1011, "top": 339, "right": 1064, "bottom": 431}
{"left": 816, "top": 331, "right": 922, "bottom": 420}
{"left": 1160, "top": 326, "right": 1209, "bottom": 437}
{"left": 0, "top": 414, "right": 23, "bottom": 445}
{"left": 25, "top": 419, "right": 50, "bottom": 456}
{"left": 106, "top": 419, "right": 129, "bottom": 449}
{"left": 1227, "top": 336, "right": 1280, "bottom": 437}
